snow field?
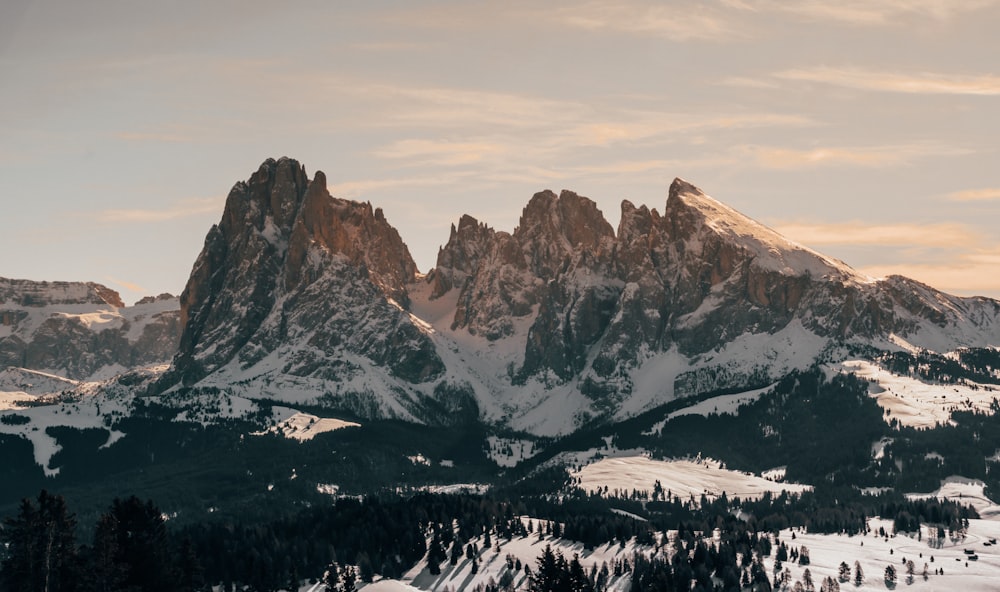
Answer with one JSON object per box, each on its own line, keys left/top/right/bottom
{"left": 571, "top": 455, "right": 811, "bottom": 501}
{"left": 306, "top": 514, "right": 1000, "bottom": 592}
{"left": 262, "top": 410, "right": 360, "bottom": 441}
{"left": 401, "top": 520, "right": 641, "bottom": 592}
{"left": 841, "top": 360, "right": 1000, "bottom": 429}
{"left": 907, "top": 477, "right": 1000, "bottom": 520}
{"left": 757, "top": 519, "right": 1000, "bottom": 592}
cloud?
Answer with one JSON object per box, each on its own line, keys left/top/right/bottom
{"left": 738, "top": 143, "right": 968, "bottom": 169}
{"left": 544, "top": 1, "right": 736, "bottom": 41}
{"left": 773, "top": 220, "right": 1000, "bottom": 297}
{"left": 774, "top": 66, "right": 1000, "bottom": 96}
{"left": 373, "top": 140, "right": 508, "bottom": 166}
{"left": 105, "top": 276, "right": 148, "bottom": 295}
{"left": 771, "top": 221, "right": 978, "bottom": 248}
{"left": 946, "top": 188, "right": 1000, "bottom": 201}
{"left": 97, "top": 197, "right": 223, "bottom": 223}
{"left": 858, "top": 248, "right": 1000, "bottom": 298}
{"left": 724, "top": 0, "right": 999, "bottom": 26}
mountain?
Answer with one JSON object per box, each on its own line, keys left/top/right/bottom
{"left": 160, "top": 157, "right": 454, "bottom": 423}
{"left": 152, "top": 157, "right": 1000, "bottom": 435}
{"left": 0, "top": 278, "right": 180, "bottom": 381}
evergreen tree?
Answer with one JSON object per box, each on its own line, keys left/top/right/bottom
{"left": 177, "top": 538, "right": 205, "bottom": 592}
{"left": 106, "top": 496, "right": 177, "bottom": 592}
{"left": 853, "top": 561, "right": 864, "bottom": 587}
{"left": 837, "top": 561, "right": 850, "bottom": 583}
{"left": 0, "top": 490, "right": 78, "bottom": 592}
{"left": 568, "top": 554, "right": 593, "bottom": 592}
{"left": 802, "top": 568, "right": 814, "bottom": 592}
{"left": 884, "top": 565, "right": 897, "bottom": 586}
{"left": 86, "top": 512, "right": 126, "bottom": 592}
{"left": 323, "top": 563, "right": 340, "bottom": 592}
{"left": 340, "top": 565, "right": 356, "bottom": 592}
{"left": 356, "top": 553, "right": 374, "bottom": 583}
{"left": 530, "top": 545, "right": 559, "bottom": 592}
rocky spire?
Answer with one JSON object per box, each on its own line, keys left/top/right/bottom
{"left": 170, "top": 157, "right": 434, "bottom": 391}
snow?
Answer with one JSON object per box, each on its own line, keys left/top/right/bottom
{"left": 0, "top": 387, "right": 128, "bottom": 476}
{"left": 872, "top": 437, "right": 894, "bottom": 460}
{"left": 264, "top": 410, "right": 360, "bottom": 441}
{"left": 396, "top": 519, "right": 641, "bottom": 592}
{"left": 353, "top": 511, "right": 1000, "bottom": 592}
{"left": 316, "top": 483, "right": 340, "bottom": 496}
{"left": 907, "top": 477, "right": 1000, "bottom": 520}
{"left": 0, "top": 367, "right": 79, "bottom": 398}
{"left": 841, "top": 360, "right": 1000, "bottom": 428}
{"left": 571, "top": 455, "right": 811, "bottom": 501}
{"left": 486, "top": 436, "right": 539, "bottom": 467}
{"left": 644, "top": 384, "right": 775, "bottom": 435}
{"left": 408, "top": 453, "right": 431, "bottom": 466}
{"left": 52, "top": 310, "right": 124, "bottom": 332}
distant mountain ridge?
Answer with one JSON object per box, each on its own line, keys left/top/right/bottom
{"left": 142, "top": 157, "right": 1000, "bottom": 435}
{"left": 0, "top": 278, "right": 179, "bottom": 381}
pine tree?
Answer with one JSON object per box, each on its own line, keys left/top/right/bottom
{"left": 884, "top": 564, "right": 897, "bottom": 586}
{"left": 530, "top": 545, "right": 559, "bottom": 592}
{"left": 340, "top": 565, "right": 356, "bottom": 592}
{"left": 87, "top": 512, "right": 126, "bottom": 592}
{"left": 853, "top": 561, "right": 864, "bottom": 586}
{"left": 837, "top": 561, "right": 850, "bottom": 583}
{"left": 177, "top": 537, "right": 206, "bottom": 592}
{"left": 0, "top": 490, "right": 78, "bottom": 592}
{"left": 567, "top": 554, "right": 593, "bottom": 592}
{"left": 323, "top": 562, "right": 340, "bottom": 592}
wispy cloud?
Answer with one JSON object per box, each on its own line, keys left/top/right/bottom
{"left": 97, "top": 197, "right": 223, "bottom": 223}
{"left": 724, "top": 0, "right": 998, "bottom": 26}
{"left": 373, "top": 140, "right": 508, "bottom": 166}
{"left": 738, "top": 143, "right": 968, "bottom": 169}
{"left": 774, "top": 220, "right": 1000, "bottom": 297}
{"left": 775, "top": 66, "right": 1000, "bottom": 95}
{"left": 105, "top": 276, "right": 148, "bottom": 295}
{"left": 946, "top": 187, "right": 1000, "bottom": 201}
{"left": 544, "top": 1, "right": 736, "bottom": 41}
{"left": 771, "top": 221, "right": 978, "bottom": 248}
{"left": 858, "top": 247, "right": 1000, "bottom": 297}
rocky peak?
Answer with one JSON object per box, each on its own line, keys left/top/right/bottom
{"left": 428, "top": 214, "right": 495, "bottom": 299}
{"left": 286, "top": 171, "right": 416, "bottom": 303}
{"left": 0, "top": 278, "right": 124, "bottom": 309}
{"left": 168, "top": 157, "right": 437, "bottom": 394}
{"left": 513, "top": 189, "right": 615, "bottom": 279}
{"left": 135, "top": 293, "right": 176, "bottom": 306}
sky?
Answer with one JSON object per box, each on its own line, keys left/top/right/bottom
{"left": 2, "top": 0, "right": 999, "bottom": 303}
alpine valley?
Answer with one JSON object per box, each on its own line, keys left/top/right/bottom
{"left": 4, "top": 157, "right": 1000, "bottom": 592}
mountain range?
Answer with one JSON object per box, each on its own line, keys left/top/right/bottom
{"left": 3, "top": 156, "right": 999, "bottom": 438}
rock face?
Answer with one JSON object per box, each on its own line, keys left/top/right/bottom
{"left": 164, "top": 157, "right": 447, "bottom": 422}
{"left": 0, "top": 279, "right": 180, "bottom": 380}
